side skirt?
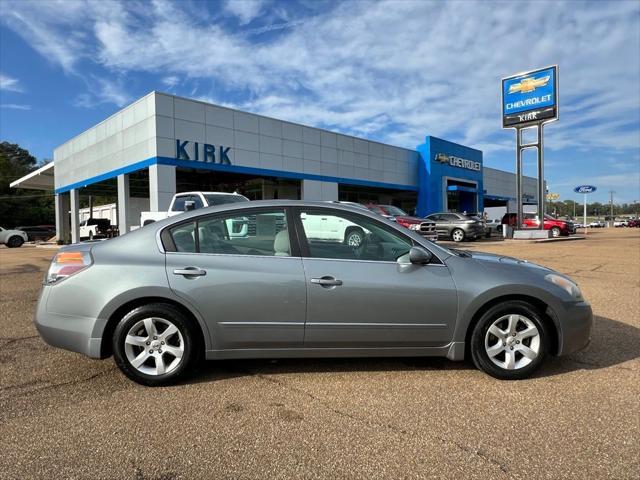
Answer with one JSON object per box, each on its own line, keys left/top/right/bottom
{"left": 205, "top": 342, "right": 466, "bottom": 361}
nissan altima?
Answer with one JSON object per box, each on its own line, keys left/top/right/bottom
{"left": 35, "top": 201, "right": 592, "bottom": 385}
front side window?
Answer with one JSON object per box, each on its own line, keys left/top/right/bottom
{"left": 299, "top": 210, "right": 411, "bottom": 262}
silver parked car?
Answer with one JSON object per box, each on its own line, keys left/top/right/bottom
{"left": 425, "top": 212, "right": 486, "bottom": 242}
{"left": 35, "top": 201, "right": 592, "bottom": 386}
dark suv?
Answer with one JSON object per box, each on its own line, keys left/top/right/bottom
{"left": 15, "top": 225, "right": 56, "bottom": 241}
{"left": 424, "top": 212, "right": 486, "bottom": 242}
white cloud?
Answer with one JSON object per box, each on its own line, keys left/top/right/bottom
{"left": 162, "top": 76, "right": 180, "bottom": 89}
{"left": 1, "top": 0, "right": 639, "bottom": 156}
{"left": 73, "top": 77, "right": 131, "bottom": 108}
{"left": 0, "top": 73, "right": 23, "bottom": 92}
{"left": 0, "top": 103, "right": 31, "bottom": 110}
{"left": 224, "top": 0, "right": 265, "bottom": 25}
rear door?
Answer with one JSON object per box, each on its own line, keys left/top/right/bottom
{"left": 163, "top": 207, "right": 307, "bottom": 350}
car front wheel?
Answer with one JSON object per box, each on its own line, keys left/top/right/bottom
{"left": 6, "top": 235, "right": 24, "bottom": 248}
{"left": 451, "top": 228, "right": 465, "bottom": 242}
{"left": 470, "top": 300, "right": 549, "bottom": 380}
{"left": 113, "top": 303, "right": 198, "bottom": 386}
{"left": 550, "top": 227, "right": 561, "bottom": 238}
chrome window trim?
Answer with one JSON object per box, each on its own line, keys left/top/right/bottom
{"left": 306, "top": 322, "right": 447, "bottom": 328}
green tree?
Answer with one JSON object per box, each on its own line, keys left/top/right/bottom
{"left": 0, "top": 141, "right": 55, "bottom": 228}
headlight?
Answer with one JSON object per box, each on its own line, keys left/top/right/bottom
{"left": 545, "top": 273, "right": 583, "bottom": 301}
{"left": 409, "top": 224, "right": 421, "bottom": 230}
{"left": 45, "top": 250, "right": 93, "bottom": 284}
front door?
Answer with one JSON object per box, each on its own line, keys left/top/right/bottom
{"left": 294, "top": 208, "right": 458, "bottom": 348}
{"left": 164, "top": 208, "right": 306, "bottom": 350}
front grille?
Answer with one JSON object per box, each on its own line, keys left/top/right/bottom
{"left": 418, "top": 222, "right": 436, "bottom": 235}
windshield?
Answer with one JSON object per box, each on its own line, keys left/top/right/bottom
{"left": 379, "top": 205, "right": 407, "bottom": 216}
{"left": 203, "top": 194, "right": 249, "bottom": 206}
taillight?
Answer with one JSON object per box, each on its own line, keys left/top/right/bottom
{"left": 45, "top": 250, "right": 92, "bottom": 284}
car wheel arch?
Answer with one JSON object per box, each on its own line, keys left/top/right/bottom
{"left": 461, "top": 293, "right": 560, "bottom": 359}
{"left": 98, "top": 295, "right": 210, "bottom": 358}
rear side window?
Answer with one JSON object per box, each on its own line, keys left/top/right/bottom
{"left": 169, "top": 222, "right": 196, "bottom": 252}
{"left": 166, "top": 209, "right": 290, "bottom": 257}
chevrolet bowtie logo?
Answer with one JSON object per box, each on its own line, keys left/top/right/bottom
{"left": 435, "top": 153, "right": 449, "bottom": 164}
{"left": 508, "top": 75, "right": 550, "bottom": 94}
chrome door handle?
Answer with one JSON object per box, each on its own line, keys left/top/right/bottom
{"left": 173, "top": 267, "right": 206, "bottom": 277}
{"left": 310, "top": 276, "right": 343, "bottom": 287}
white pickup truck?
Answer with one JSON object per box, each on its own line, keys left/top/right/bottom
{"left": 140, "top": 191, "right": 250, "bottom": 226}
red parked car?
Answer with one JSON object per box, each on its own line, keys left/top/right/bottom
{"left": 364, "top": 204, "right": 438, "bottom": 242}
{"left": 502, "top": 213, "right": 575, "bottom": 237}
{"left": 627, "top": 219, "right": 640, "bottom": 228}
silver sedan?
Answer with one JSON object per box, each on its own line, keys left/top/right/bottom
{"left": 35, "top": 201, "right": 592, "bottom": 385}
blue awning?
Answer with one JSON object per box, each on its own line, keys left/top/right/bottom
{"left": 446, "top": 185, "right": 478, "bottom": 193}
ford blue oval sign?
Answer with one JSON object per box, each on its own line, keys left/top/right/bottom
{"left": 574, "top": 185, "right": 597, "bottom": 194}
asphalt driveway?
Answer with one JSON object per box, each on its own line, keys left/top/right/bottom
{"left": 0, "top": 229, "right": 638, "bottom": 479}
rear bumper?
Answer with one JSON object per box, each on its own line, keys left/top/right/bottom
{"left": 548, "top": 301, "right": 593, "bottom": 356}
{"left": 34, "top": 287, "right": 102, "bottom": 358}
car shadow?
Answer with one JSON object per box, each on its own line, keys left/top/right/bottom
{"left": 179, "top": 315, "right": 638, "bottom": 385}
{"left": 538, "top": 315, "right": 639, "bottom": 378}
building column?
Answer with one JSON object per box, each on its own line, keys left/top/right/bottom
{"left": 54, "top": 193, "right": 71, "bottom": 244}
{"left": 149, "top": 164, "right": 176, "bottom": 211}
{"left": 302, "top": 179, "right": 338, "bottom": 201}
{"left": 117, "top": 173, "right": 131, "bottom": 234}
{"left": 70, "top": 189, "right": 80, "bottom": 243}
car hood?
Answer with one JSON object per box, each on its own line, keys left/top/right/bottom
{"left": 458, "top": 250, "right": 554, "bottom": 274}
{"left": 396, "top": 215, "right": 434, "bottom": 224}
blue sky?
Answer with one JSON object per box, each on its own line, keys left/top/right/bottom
{"left": 1, "top": 0, "right": 639, "bottom": 204}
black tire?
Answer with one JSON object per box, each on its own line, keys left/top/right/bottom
{"left": 113, "top": 303, "right": 199, "bottom": 386}
{"left": 344, "top": 227, "right": 365, "bottom": 247}
{"left": 451, "top": 228, "right": 465, "bottom": 242}
{"left": 470, "top": 300, "right": 549, "bottom": 380}
{"left": 550, "top": 227, "right": 561, "bottom": 238}
{"left": 6, "top": 236, "right": 24, "bottom": 248}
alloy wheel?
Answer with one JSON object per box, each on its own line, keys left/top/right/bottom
{"left": 347, "top": 232, "right": 363, "bottom": 247}
{"left": 124, "top": 317, "right": 184, "bottom": 376}
{"left": 452, "top": 229, "right": 464, "bottom": 242}
{"left": 484, "top": 314, "right": 540, "bottom": 370}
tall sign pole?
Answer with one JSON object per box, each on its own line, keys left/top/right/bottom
{"left": 574, "top": 185, "right": 597, "bottom": 233}
{"left": 502, "top": 66, "right": 558, "bottom": 235}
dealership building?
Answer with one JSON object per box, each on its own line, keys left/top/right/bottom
{"left": 11, "top": 92, "right": 542, "bottom": 243}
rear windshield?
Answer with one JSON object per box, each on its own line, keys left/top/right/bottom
{"left": 203, "top": 194, "right": 249, "bottom": 206}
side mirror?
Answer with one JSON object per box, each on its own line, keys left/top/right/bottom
{"left": 184, "top": 200, "right": 196, "bottom": 211}
{"left": 409, "top": 246, "right": 433, "bottom": 265}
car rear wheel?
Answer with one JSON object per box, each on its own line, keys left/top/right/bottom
{"left": 6, "top": 235, "right": 24, "bottom": 248}
{"left": 113, "top": 303, "right": 198, "bottom": 386}
{"left": 551, "top": 227, "right": 561, "bottom": 238}
{"left": 451, "top": 228, "right": 465, "bottom": 242}
{"left": 470, "top": 300, "right": 549, "bottom": 380}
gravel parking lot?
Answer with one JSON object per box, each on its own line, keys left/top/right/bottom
{"left": 1, "top": 229, "right": 638, "bottom": 479}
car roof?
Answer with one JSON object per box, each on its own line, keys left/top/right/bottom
{"left": 176, "top": 191, "right": 245, "bottom": 196}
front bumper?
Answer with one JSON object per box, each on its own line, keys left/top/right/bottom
{"left": 34, "top": 286, "right": 102, "bottom": 358}
{"left": 418, "top": 232, "right": 438, "bottom": 242}
{"left": 548, "top": 301, "right": 593, "bottom": 356}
